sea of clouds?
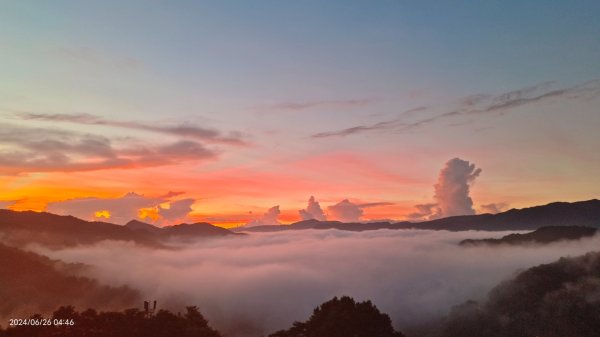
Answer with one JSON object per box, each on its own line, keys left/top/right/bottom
{"left": 30, "top": 229, "right": 600, "bottom": 336}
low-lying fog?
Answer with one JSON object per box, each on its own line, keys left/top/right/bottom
{"left": 30, "top": 229, "right": 600, "bottom": 337}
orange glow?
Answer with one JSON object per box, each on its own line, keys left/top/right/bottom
{"left": 138, "top": 207, "right": 160, "bottom": 221}
{"left": 94, "top": 210, "right": 111, "bottom": 219}
{"left": 0, "top": 149, "right": 573, "bottom": 228}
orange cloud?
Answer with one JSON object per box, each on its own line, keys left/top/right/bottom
{"left": 94, "top": 210, "right": 111, "bottom": 219}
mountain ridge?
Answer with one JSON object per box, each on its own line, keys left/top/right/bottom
{"left": 0, "top": 210, "right": 236, "bottom": 248}
{"left": 236, "top": 199, "right": 600, "bottom": 233}
{"left": 459, "top": 225, "right": 598, "bottom": 246}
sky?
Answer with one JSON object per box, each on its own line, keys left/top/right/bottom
{"left": 0, "top": 1, "right": 599, "bottom": 227}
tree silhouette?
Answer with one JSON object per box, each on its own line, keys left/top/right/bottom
{"left": 441, "top": 252, "right": 600, "bottom": 337}
{"left": 0, "top": 306, "right": 222, "bottom": 337}
{"left": 269, "top": 296, "right": 405, "bottom": 337}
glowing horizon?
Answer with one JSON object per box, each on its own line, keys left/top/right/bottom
{"left": 1, "top": 2, "right": 599, "bottom": 227}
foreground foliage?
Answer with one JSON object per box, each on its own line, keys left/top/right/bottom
{"left": 441, "top": 251, "right": 600, "bottom": 337}
{"left": 269, "top": 296, "right": 405, "bottom": 337}
{"left": 0, "top": 306, "right": 222, "bottom": 337}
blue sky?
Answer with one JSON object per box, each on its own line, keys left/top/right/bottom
{"left": 1, "top": 1, "right": 599, "bottom": 225}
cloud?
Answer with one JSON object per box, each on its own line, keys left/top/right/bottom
{"left": 312, "top": 106, "right": 428, "bottom": 138}
{"left": 265, "top": 98, "right": 378, "bottom": 111}
{"left": 327, "top": 199, "right": 363, "bottom": 222}
{"left": 46, "top": 192, "right": 160, "bottom": 224}
{"left": 358, "top": 201, "right": 395, "bottom": 208}
{"left": 30, "top": 229, "right": 600, "bottom": 337}
{"left": 0, "top": 124, "right": 216, "bottom": 174}
{"left": 407, "top": 158, "right": 481, "bottom": 220}
{"left": 158, "top": 191, "right": 186, "bottom": 199}
{"left": 16, "top": 113, "right": 247, "bottom": 145}
{"left": 57, "top": 46, "right": 142, "bottom": 70}
{"left": 312, "top": 79, "right": 600, "bottom": 138}
{"left": 246, "top": 205, "right": 281, "bottom": 227}
{"left": 0, "top": 200, "right": 16, "bottom": 209}
{"left": 406, "top": 203, "right": 438, "bottom": 221}
{"left": 298, "top": 196, "right": 327, "bottom": 221}
{"left": 158, "top": 198, "right": 195, "bottom": 223}
{"left": 46, "top": 193, "right": 196, "bottom": 225}
{"left": 433, "top": 158, "right": 481, "bottom": 218}
{"left": 480, "top": 202, "right": 509, "bottom": 214}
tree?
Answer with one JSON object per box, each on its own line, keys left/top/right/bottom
{"left": 269, "top": 296, "right": 405, "bottom": 337}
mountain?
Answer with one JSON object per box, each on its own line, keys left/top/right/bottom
{"left": 459, "top": 226, "right": 598, "bottom": 246}
{"left": 0, "top": 210, "right": 237, "bottom": 248}
{"left": 441, "top": 251, "right": 600, "bottom": 337}
{"left": 124, "top": 219, "right": 163, "bottom": 234}
{"left": 0, "top": 243, "right": 139, "bottom": 321}
{"left": 405, "top": 199, "right": 600, "bottom": 231}
{"left": 126, "top": 219, "right": 238, "bottom": 239}
{"left": 162, "top": 222, "right": 236, "bottom": 239}
{"left": 234, "top": 219, "right": 402, "bottom": 232}
{"left": 238, "top": 199, "right": 600, "bottom": 233}
{"left": 0, "top": 210, "right": 161, "bottom": 248}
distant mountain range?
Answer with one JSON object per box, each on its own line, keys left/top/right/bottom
{"left": 0, "top": 210, "right": 236, "bottom": 248}
{"left": 124, "top": 219, "right": 237, "bottom": 242}
{"left": 237, "top": 199, "right": 600, "bottom": 232}
{"left": 1, "top": 199, "right": 599, "bottom": 248}
{"left": 459, "top": 226, "right": 598, "bottom": 246}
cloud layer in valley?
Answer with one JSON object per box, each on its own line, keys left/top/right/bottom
{"left": 30, "top": 229, "right": 600, "bottom": 337}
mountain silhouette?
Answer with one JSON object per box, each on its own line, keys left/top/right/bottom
{"left": 441, "top": 251, "right": 600, "bottom": 337}
{"left": 0, "top": 210, "right": 160, "bottom": 248}
{"left": 238, "top": 199, "right": 600, "bottom": 233}
{"left": 124, "top": 219, "right": 163, "bottom": 234}
{"left": 162, "top": 222, "right": 237, "bottom": 239}
{"left": 0, "top": 243, "right": 139, "bottom": 321}
{"left": 0, "top": 210, "right": 236, "bottom": 248}
{"left": 460, "top": 225, "right": 598, "bottom": 246}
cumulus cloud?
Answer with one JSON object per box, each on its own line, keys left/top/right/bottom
{"left": 433, "top": 158, "right": 481, "bottom": 218}
{"left": 31, "top": 230, "right": 600, "bottom": 337}
{"left": 246, "top": 206, "right": 281, "bottom": 227}
{"left": 480, "top": 202, "right": 509, "bottom": 214}
{"left": 407, "top": 158, "right": 481, "bottom": 220}
{"left": 328, "top": 199, "right": 363, "bottom": 222}
{"left": 158, "top": 198, "right": 195, "bottom": 223}
{"left": 46, "top": 193, "right": 196, "bottom": 225}
{"left": 298, "top": 196, "right": 327, "bottom": 221}
{"left": 406, "top": 203, "right": 438, "bottom": 221}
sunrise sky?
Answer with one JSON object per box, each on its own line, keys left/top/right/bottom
{"left": 1, "top": 1, "right": 599, "bottom": 227}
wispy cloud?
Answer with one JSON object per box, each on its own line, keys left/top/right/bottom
{"left": 0, "top": 124, "right": 216, "bottom": 174}
{"left": 16, "top": 112, "right": 247, "bottom": 145}
{"left": 264, "top": 98, "right": 378, "bottom": 111}
{"left": 312, "top": 106, "right": 428, "bottom": 138}
{"left": 56, "top": 47, "right": 142, "bottom": 70}
{"left": 312, "top": 80, "right": 600, "bottom": 138}
{"left": 358, "top": 201, "right": 395, "bottom": 208}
